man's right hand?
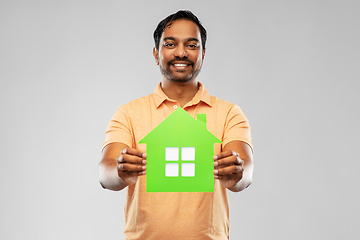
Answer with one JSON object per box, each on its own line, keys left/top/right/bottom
{"left": 116, "top": 148, "right": 147, "bottom": 186}
{"left": 99, "top": 143, "right": 146, "bottom": 191}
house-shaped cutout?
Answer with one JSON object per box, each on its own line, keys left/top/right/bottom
{"left": 139, "top": 107, "right": 222, "bottom": 192}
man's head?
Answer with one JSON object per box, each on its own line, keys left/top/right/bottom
{"left": 153, "top": 10, "right": 207, "bottom": 83}
{"left": 153, "top": 10, "right": 207, "bottom": 51}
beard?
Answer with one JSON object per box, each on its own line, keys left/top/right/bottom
{"left": 159, "top": 57, "right": 202, "bottom": 83}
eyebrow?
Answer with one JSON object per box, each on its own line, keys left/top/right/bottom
{"left": 187, "top": 38, "right": 199, "bottom": 42}
{"left": 163, "top": 37, "right": 199, "bottom": 42}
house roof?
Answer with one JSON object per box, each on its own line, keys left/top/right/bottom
{"left": 140, "top": 107, "right": 221, "bottom": 145}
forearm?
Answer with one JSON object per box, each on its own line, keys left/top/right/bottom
{"left": 228, "top": 161, "right": 254, "bottom": 192}
{"left": 219, "top": 141, "right": 254, "bottom": 192}
{"left": 98, "top": 159, "right": 128, "bottom": 191}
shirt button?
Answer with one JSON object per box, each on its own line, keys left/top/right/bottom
{"left": 174, "top": 105, "right": 178, "bottom": 109}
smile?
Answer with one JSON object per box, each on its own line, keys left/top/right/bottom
{"left": 173, "top": 64, "right": 189, "bottom": 67}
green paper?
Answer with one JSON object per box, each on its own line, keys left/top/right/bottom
{"left": 139, "top": 107, "right": 222, "bottom": 192}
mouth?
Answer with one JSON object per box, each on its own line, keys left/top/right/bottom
{"left": 173, "top": 63, "right": 189, "bottom": 67}
{"left": 169, "top": 61, "right": 193, "bottom": 71}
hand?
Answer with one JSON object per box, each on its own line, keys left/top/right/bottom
{"left": 213, "top": 150, "right": 244, "bottom": 189}
{"left": 116, "top": 148, "right": 147, "bottom": 186}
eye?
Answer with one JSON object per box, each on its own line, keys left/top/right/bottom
{"left": 164, "top": 42, "right": 175, "bottom": 48}
{"left": 188, "top": 44, "right": 199, "bottom": 49}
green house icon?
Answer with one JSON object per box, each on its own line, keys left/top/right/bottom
{"left": 139, "top": 107, "right": 222, "bottom": 192}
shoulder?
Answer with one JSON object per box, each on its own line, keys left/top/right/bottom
{"left": 210, "top": 95, "right": 243, "bottom": 114}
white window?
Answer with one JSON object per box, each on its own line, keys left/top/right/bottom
{"left": 165, "top": 163, "right": 179, "bottom": 177}
{"left": 181, "top": 147, "right": 195, "bottom": 160}
{"left": 165, "top": 147, "right": 179, "bottom": 161}
{"left": 181, "top": 163, "right": 195, "bottom": 177}
{"left": 165, "top": 147, "right": 195, "bottom": 177}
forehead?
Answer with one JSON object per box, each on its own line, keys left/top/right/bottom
{"left": 161, "top": 19, "right": 201, "bottom": 41}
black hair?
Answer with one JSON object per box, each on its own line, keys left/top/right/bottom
{"left": 153, "top": 10, "right": 207, "bottom": 50}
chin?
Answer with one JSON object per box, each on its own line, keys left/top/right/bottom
{"left": 169, "top": 78, "right": 193, "bottom": 83}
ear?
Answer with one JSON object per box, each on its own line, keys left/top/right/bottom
{"left": 153, "top": 47, "right": 159, "bottom": 65}
{"left": 202, "top": 49, "right": 206, "bottom": 60}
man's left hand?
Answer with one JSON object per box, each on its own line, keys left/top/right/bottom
{"left": 213, "top": 150, "right": 244, "bottom": 189}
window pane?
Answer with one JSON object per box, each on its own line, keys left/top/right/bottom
{"left": 165, "top": 147, "right": 179, "bottom": 161}
{"left": 181, "top": 147, "right": 195, "bottom": 161}
{"left": 181, "top": 163, "right": 195, "bottom": 177}
{"left": 165, "top": 163, "right": 179, "bottom": 177}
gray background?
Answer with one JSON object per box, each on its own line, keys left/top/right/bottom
{"left": 1, "top": 0, "right": 359, "bottom": 239}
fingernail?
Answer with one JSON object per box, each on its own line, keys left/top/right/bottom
{"left": 213, "top": 156, "right": 218, "bottom": 160}
{"left": 117, "top": 155, "right": 123, "bottom": 163}
{"left": 213, "top": 162, "right": 218, "bottom": 167}
{"left": 213, "top": 170, "right": 218, "bottom": 174}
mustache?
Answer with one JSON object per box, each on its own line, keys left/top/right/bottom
{"left": 168, "top": 57, "right": 194, "bottom": 66}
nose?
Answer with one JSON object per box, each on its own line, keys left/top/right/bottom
{"left": 174, "top": 44, "right": 188, "bottom": 58}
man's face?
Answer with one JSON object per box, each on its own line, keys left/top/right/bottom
{"left": 153, "top": 19, "right": 205, "bottom": 83}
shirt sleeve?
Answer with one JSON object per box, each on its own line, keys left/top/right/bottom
{"left": 102, "top": 106, "right": 134, "bottom": 151}
{"left": 222, "top": 104, "right": 253, "bottom": 151}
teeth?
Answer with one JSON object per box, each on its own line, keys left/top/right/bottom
{"left": 173, "top": 64, "right": 188, "bottom": 67}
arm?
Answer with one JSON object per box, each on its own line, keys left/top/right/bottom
{"left": 213, "top": 140, "right": 254, "bottom": 192}
{"left": 99, "top": 142, "right": 147, "bottom": 191}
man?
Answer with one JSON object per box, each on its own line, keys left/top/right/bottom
{"left": 99, "top": 10, "right": 253, "bottom": 239}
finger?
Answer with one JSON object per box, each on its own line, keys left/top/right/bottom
{"left": 215, "top": 155, "right": 244, "bottom": 167}
{"left": 116, "top": 155, "right": 125, "bottom": 163}
{"left": 122, "top": 168, "right": 146, "bottom": 176}
{"left": 216, "top": 174, "right": 241, "bottom": 181}
{"left": 235, "top": 156, "right": 244, "bottom": 165}
{"left": 117, "top": 154, "right": 147, "bottom": 165}
{"left": 118, "top": 168, "right": 146, "bottom": 177}
{"left": 121, "top": 148, "right": 147, "bottom": 159}
{"left": 213, "top": 150, "right": 233, "bottom": 160}
{"left": 118, "top": 163, "right": 147, "bottom": 172}
{"left": 214, "top": 165, "right": 244, "bottom": 176}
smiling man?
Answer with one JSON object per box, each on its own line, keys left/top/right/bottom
{"left": 99, "top": 10, "right": 254, "bottom": 240}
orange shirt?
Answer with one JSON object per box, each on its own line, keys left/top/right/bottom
{"left": 103, "top": 82, "right": 252, "bottom": 240}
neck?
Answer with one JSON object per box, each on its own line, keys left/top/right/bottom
{"left": 161, "top": 78, "right": 199, "bottom": 107}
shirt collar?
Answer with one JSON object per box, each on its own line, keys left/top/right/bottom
{"left": 153, "top": 82, "right": 212, "bottom": 108}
